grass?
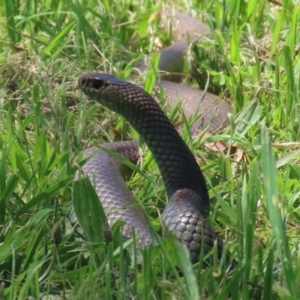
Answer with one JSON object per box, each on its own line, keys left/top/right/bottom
{"left": 0, "top": 0, "right": 300, "bottom": 299}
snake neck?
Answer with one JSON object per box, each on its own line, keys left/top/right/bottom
{"left": 104, "top": 83, "right": 210, "bottom": 217}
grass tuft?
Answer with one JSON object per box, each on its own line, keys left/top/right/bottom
{"left": 0, "top": 0, "right": 300, "bottom": 298}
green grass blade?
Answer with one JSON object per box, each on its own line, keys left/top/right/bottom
{"left": 43, "top": 21, "right": 75, "bottom": 56}
{"left": 261, "top": 125, "right": 297, "bottom": 298}
{"left": 72, "top": 176, "right": 107, "bottom": 244}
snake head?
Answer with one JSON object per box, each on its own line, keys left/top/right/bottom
{"left": 78, "top": 72, "right": 158, "bottom": 121}
{"left": 78, "top": 73, "right": 139, "bottom": 111}
{"left": 78, "top": 73, "right": 128, "bottom": 93}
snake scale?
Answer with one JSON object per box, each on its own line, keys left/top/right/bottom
{"left": 77, "top": 10, "right": 232, "bottom": 263}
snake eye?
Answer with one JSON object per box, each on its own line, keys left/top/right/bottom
{"left": 92, "top": 79, "right": 104, "bottom": 90}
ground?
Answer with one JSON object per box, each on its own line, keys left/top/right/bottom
{"left": 0, "top": 1, "right": 299, "bottom": 299}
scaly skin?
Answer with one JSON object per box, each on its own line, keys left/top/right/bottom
{"left": 78, "top": 73, "right": 224, "bottom": 262}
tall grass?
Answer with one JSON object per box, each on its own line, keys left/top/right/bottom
{"left": 0, "top": 0, "right": 299, "bottom": 299}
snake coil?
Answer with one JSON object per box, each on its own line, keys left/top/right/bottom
{"left": 78, "top": 73, "right": 225, "bottom": 262}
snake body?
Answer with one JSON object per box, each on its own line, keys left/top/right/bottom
{"left": 80, "top": 141, "right": 153, "bottom": 247}
{"left": 157, "top": 80, "right": 231, "bottom": 134}
{"left": 76, "top": 11, "right": 232, "bottom": 263}
{"left": 78, "top": 73, "right": 224, "bottom": 262}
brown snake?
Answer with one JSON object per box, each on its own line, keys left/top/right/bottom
{"left": 76, "top": 11, "right": 232, "bottom": 263}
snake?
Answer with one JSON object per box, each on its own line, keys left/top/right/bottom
{"left": 76, "top": 10, "right": 232, "bottom": 263}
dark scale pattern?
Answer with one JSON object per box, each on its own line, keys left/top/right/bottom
{"left": 78, "top": 73, "right": 224, "bottom": 261}
{"left": 163, "top": 189, "right": 224, "bottom": 263}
